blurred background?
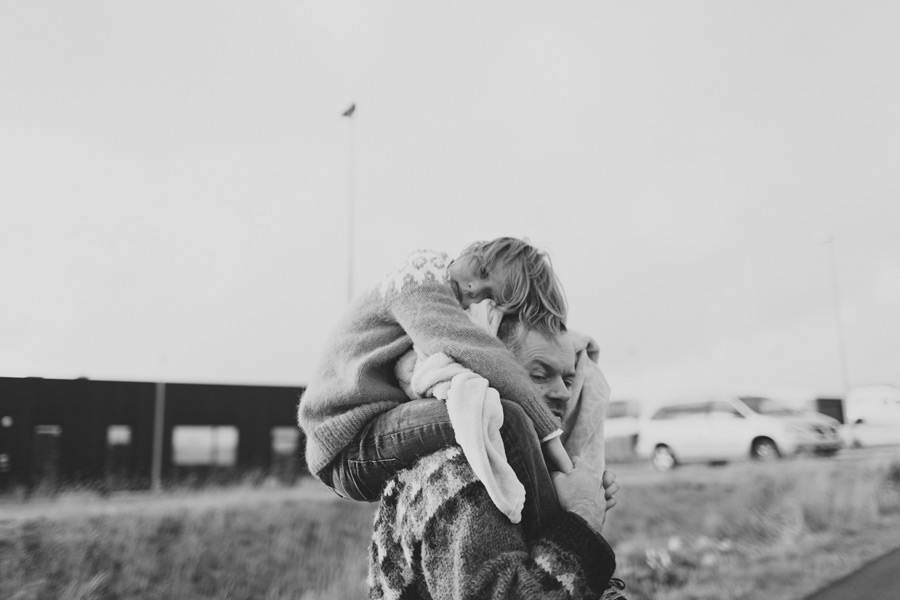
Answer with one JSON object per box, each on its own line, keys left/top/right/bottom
{"left": 3, "top": 5, "right": 900, "bottom": 599}
{"left": 2, "top": 1, "right": 898, "bottom": 403}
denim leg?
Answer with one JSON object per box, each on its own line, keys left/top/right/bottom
{"left": 329, "top": 399, "right": 457, "bottom": 501}
{"left": 499, "top": 399, "right": 562, "bottom": 542}
{"left": 325, "top": 396, "right": 562, "bottom": 528}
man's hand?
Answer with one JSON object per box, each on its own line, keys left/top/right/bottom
{"left": 551, "top": 456, "right": 607, "bottom": 532}
{"left": 603, "top": 469, "right": 619, "bottom": 511}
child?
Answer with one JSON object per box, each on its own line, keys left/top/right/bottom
{"left": 297, "top": 237, "right": 572, "bottom": 529}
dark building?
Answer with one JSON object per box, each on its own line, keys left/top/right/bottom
{"left": 0, "top": 376, "right": 306, "bottom": 492}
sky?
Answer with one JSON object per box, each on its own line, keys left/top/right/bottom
{"left": 2, "top": 1, "right": 899, "bottom": 403}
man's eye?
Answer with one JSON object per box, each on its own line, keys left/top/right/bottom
{"left": 530, "top": 373, "right": 547, "bottom": 382}
{"left": 564, "top": 379, "right": 574, "bottom": 389}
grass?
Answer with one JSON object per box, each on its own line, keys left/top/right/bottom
{"left": 603, "top": 451, "right": 900, "bottom": 600}
{"left": 0, "top": 483, "right": 376, "bottom": 600}
{"left": 2, "top": 451, "right": 900, "bottom": 600}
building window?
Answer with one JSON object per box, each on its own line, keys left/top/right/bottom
{"left": 172, "top": 426, "right": 238, "bottom": 467}
{"left": 271, "top": 427, "right": 300, "bottom": 457}
{"left": 271, "top": 427, "right": 301, "bottom": 482}
{"left": 32, "top": 425, "right": 62, "bottom": 486}
{"left": 108, "top": 425, "right": 132, "bottom": 446}
{"left": 106, "top": 425, "right": 133, "bottom": 477}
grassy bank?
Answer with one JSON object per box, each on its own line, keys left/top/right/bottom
{"left": 0, "top": 484, "right": 375, "bottom": 600}
{"left": 2, "top": 452, "right": 899, "bottom": 600}
{"left": 603, "top": 452, "right": 900, "bottom": 599}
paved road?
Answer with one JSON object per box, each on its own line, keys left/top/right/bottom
{"left": 803, "top": 545, "right": 900, "bottom": 600}
{"left": 611, "top": 444, "right": 900, "bottom": 486}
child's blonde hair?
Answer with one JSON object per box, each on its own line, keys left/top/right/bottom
{"left": 459, "top": 237, "right": 567, "bottom": 336}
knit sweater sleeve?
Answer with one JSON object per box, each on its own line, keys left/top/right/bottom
{"left": 385, "top": 250, "right": 559, "bottom": 439}
{"left": 369, "top": 448, "right": 616, "bottom": 600}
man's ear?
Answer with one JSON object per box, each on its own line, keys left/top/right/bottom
{"left": 498, "top": 318, "right": 526, "bottom": 357}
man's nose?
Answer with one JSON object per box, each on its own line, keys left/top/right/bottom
{"left": 546, "top": 379, "right": 571, "bottom": 402}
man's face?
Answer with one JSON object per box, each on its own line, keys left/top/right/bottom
{"left": 513, "top": 328, "right": 577, "bottom": 425}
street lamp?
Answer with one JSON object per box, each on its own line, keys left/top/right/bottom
{"left": 343, "top": 103, "right": 356, "bottom": 303}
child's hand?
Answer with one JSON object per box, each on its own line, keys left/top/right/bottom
{"left": 542, "top": 436, "right": 574, "bottom": 474}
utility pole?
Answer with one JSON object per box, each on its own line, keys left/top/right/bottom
{"left": 343, "top": 103, "right": 356, "bottom": 303}
{"left": 824, "top": 234, "right": 850, "bottom": 397}
{"left": 151, "top": 354, "right": 167, "bottom": 492}
{"left": 151, "top": 381, "right": 165, "bottom": 492}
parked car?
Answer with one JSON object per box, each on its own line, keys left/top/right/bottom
{"left": 604, "top": 399, "right": 642, "bottom": 461}
{"left": 635, "top": 395, "right": 843, "bottom": 471}
{"left": 843, "top": 385, "right": 900, "bottom": 448}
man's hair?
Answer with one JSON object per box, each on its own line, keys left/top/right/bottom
{"left": 496, "top": 313, "right": 525, "bottom": 356}
{"left": 496, "top": 309, "right": 568, "bottom": 360}
{"left": 460, "top": 237, "right": 567, "bottom": 337}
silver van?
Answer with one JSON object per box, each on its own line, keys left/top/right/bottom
{"left": 635, "top": 396, "right": 842, "bottom": 471}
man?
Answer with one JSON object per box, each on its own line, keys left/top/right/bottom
{"left": 368, "top": 317, "right": 625, "bottom": 599}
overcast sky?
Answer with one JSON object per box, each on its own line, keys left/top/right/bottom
{"left": 2, "top": 1, "right": 898, "bottom": 402}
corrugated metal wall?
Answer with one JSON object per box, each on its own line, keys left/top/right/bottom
{"left": 0, "top": 377, "right": 305, "bottom": 492}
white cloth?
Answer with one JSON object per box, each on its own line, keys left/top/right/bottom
{"left": 396, "top": 300, "right": 526, "bottom": 523}
{"left": 560, "top": 331, "right": 610, "bottom": 474}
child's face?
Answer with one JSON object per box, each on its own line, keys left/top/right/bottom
{"left": 447, "top": 256, "right": 504, "bottom": 309}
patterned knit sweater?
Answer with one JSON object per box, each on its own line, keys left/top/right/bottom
{"left": 298, "top": 250, "right": 560, "bottom": 476}
{"left": 368, "top": 447, "right": 617, "bottom": 600}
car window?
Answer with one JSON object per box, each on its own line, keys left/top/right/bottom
{"left": 651, "top": 402, "right": 708, "bottom": 420}
{"left": 708, "top": 401, "right": 743, "bottom": 418}
{"left": 607, "top": 400, "right": 640, "bottom": 419}
{"left": 739, "top": 396, "right": 800, "bottom": 415}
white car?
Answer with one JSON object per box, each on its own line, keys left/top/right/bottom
{"left": 604, "top": 399, "right": 642, "bottom": 461}
{"left": 843, "top": 385, "right": 900, "bottom": 448}
{"left": 635, "top": 396, "right": 843, "bottom": 471}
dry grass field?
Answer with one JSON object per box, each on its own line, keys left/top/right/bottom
{"left": 2, "top": 449, "right": 899, "bottom": 600}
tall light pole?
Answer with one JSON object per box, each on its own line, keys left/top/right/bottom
{"left": 824, "top": 234, "right": 850, "bottom": 397}
{"left": 151, "top": 353, "right": 167, "bottom": 493}
{"left": 343, "top": 103, "right": 356, "bottom": 304}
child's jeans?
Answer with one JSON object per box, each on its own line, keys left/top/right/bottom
{"left": 318, "top": 398, "right": 561, "bottom": 542}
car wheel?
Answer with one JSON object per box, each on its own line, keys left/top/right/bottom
{"left": 751, "top": 438, "right": 781, "bottom": 462}
{"left": 651, "top": 445, "right": 677, "bottom": 472}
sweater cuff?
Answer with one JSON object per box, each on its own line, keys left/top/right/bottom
{"left": 540, "top": 429, "right": 564, "bottom": 443}
{"left": 529, "top": 405, "right": 563, "bottom": 440}
{"left": 546, "top": 512, "right": 616, "bottom": 593}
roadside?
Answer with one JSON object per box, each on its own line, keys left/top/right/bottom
{"left": 610, "top": 444, "right": 900, "bottom": 486}
{"left": 803, "top": 545, "right": 900, "bottom": 600}
{"left": 0, "top": 477, "right": 335, "bottom": 524}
